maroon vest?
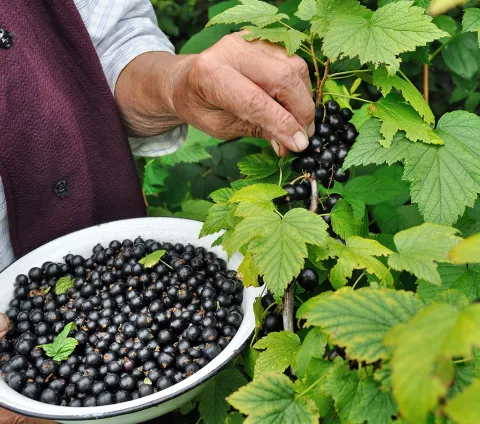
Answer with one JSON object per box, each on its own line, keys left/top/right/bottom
{"left": 0, "top": 0, "right": 147, "bottom": 258}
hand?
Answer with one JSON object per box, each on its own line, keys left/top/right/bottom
{"left": 0, "top": 313, "right": 9, "bottom": 339}
{"left": 0, "top": 409, "right": 54, "bottom": 424}
{"left": 115, "top": 32, "right": 315, "bottom": 156}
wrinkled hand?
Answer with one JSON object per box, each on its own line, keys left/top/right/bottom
{"left": 0, "top": 313, "right": 9, "bottom": 339}
{"left": 116, "top": 32, "right": 315, "bottom": 156}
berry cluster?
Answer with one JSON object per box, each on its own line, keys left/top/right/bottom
{"left": 0, "top": 238, "right": 244, "bottom": 406}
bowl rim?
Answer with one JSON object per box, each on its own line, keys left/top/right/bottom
{"left": 0, "top": 217, "right": 260, "bottom": 421}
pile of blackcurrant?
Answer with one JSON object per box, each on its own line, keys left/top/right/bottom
{"left": 282, "top": 99, "right": 357, "bottom": 235}
{"left": 0, "top": 238, "right": 244, "bottom": 406}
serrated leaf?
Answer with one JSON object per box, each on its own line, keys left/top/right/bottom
{"left": 342, "top": 118, "right": 411, "bottom": 169}
{"left": 417, "top": 263, "right": 480, "bottom": 303}
{"left": 55, "top": 276, "right": 75, "bottom": 295}
{"left": 294, "top": 328, "right": 327, "bottom": 378}
{"left": 327, "top": 237, "right": 393, "bottom": 289}
{"left": 138, "top": 250, "right": 167, "bottom": 269}
{"left": 442, "top": 32, "right": 480, "bottom": 79}
{"left": 373, "top": 66, "right": 434, "bottom": 124}
{"left": 385, "top": 303, "right": 480, "bottom": 424}
{"left": 254, "top": 331, "right": 301, "bottom": 377}
{"left": 206, "top": 0, "right": 289, "bottom": 28}
{"left": 210, "top": 187, "right": 234, "bottom": 205}
{"left": 445, "top": 378, "right": 480, "bottom": 424}
{"left": 225, "top": 412, "right": 245, "bottom": 424}
{"left": 294, "top": 0, "right": 317, "bottom": 21}
{"left": 310, "top": 0, "right": 371, "bottom": 37}
{"left": 388, "top": 223, "right": 461, "bottom": 285}
{"left": 350, "top": 377, "right": 397, "bottom": 424}
{"left": 322, "top": 360, "right": 362, "bottom": 424}
{"left": 178, "top": 200, "right": 213, "bottom": 221}
{"left": 373, "top": 204, "right": 424, "bottom": 234}
{"left": 369, "top": 94, "right": 443, "bottom": 147}
{"left": 238, "top": 252, "right": 259, "bottom": 287}
{"left": 323, "top": 1, "right": 448, "bottom": 72}
{"left": 228, "top": 372, "right": 319, "bottom": 424}
{"left": 463, "top": 8, "right": 480, "bottom": 46}
{"left": 330, "top": 199, "right": 364, "bottom": 239}
{"left": 300, "top": 287, "right": 422, "bottom": 362}
{"left": 243, "top": 346, "right": 260, "bottom": 379}
{"left": 198, "top": 369, "right": 248, "bottom": 424}
{"left": 229, "top": 183, "right": 286, "bottom": 217}
{"left": 249, "top": 208, "right": 329, "bottom": 296}
{"left": 200, "top": 204, "right": 236, "bottom": 238}
{"left": 449, "top": 234, "right": 480, "bottom": 264}
{"left": 39, "top": 322, "right": 78, "bottom": 361}
{"left": 433, "top": 288, "right": 470, "bottom": 309}
{"left": 242, "top": 27, "right": 308, "bottom": 56}
{"left": 238, "top": 153, "right": 278, "bottom": 179}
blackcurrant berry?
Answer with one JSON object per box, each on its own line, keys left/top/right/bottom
{"left": 297, "top": 269, "right": 319, "bottom": 291}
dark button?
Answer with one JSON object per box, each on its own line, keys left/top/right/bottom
{"left": 53, "top": 179, "right": 69, "bottom": 198}
{"left": 0, "top": 28, "right": 13, "bottom": 50}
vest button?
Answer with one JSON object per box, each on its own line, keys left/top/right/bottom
{"left": 53, "top": 179, "right": 69, "bottom": 198}
{"left": 0, "top": 28, "right": 13, "bottom": 50}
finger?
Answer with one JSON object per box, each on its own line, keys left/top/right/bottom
{"left": 0, "top": 314, "right": 9, "bottom": 339}
{"left": 225, "top": 38, "right": 315, "bottom": 136}
{"left": 197, "top": 62, "right": 309, "bottom": 153}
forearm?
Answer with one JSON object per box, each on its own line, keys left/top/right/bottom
{"left": 115, "top": 52, "right": 194, "bottom": 137}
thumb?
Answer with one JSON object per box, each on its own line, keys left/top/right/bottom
{"left": 0, "top": 313, "right": 10, "bottom": 339}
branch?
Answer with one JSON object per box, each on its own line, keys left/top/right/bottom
{"left": 309, "top": 177, "right": 319, "bottom": 214}
{"left": 282, "top": 282, "right": 295, "bottom": 333}
{"left": 423, "top": 64, "right": 429, "bottom": 104}
{"left": 310, "top": 43, "right": 322, "bottom": 106}
{"left": 317, "top": 58, "right": 330, "bottom": 105}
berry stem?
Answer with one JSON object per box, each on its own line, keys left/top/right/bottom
{"left": 322, "top": 92, "right": 372, "bottom": 103}
{"left": 328, "top": 69, "right": 370, "bottom": 78}
{"left": 423, "top": 64, "right": 429, "bottom": 104}
{"left": 310, "top": 43, "right": 322, "bottom": 105}
{"left": 298, "top": 46, "right": 326, "bottom": 67}
{"left": 317, "top": 58, "right": 330, "bottom": 106}
{"left": 309, "top": 177, "right": 319, "bottom": 214}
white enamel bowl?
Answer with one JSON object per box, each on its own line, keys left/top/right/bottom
{"left": 0, "top": 218, "right": 262, "bottom": 423}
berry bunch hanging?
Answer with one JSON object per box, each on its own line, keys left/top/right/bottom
{"left": 0, "top": 238, "right": 244, "bottom": 407}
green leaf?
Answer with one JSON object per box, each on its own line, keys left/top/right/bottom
{"left": 330, "top": 199, "right": 365, "bottom": 239}
{"left": 177, "top": 200, "right": 214, "bottom": 221}
{"left": 373, "top": 66, "right": 435, "bottom": 124}
{"left": 180, "top": 26, "right": 232, "bottom": 54}
{"left": 463, "top": 8, "right": 480, "bottom": 46}
{"left": 249, "top": 208, "right": 329, "bottom": 296}
{"left": 229, "top": 183, "right": 286, "bottom": 217}
{"left": 449, "top": 234, "right": 480, "bottom": 264}
{"left": 206, "top": 0, "right": 289, "bottom": 28}
{"left": 310, "top": 0, "right": 371, "bottom": 37}
{"left": 160, "top": 127, "right": 223, "bottom": 166}
{"left": 417, "top": 263, "right": 480, "bottom": 303}
{"left": 39, "top": 322, "right": 78, "bottom": 361}
{"left": 445, "top": 378, "right": 480, "bottom": 424}
{"left": 225, "top": 412, "right": 245, "bottom": 424}
{"left": 323, "top": 1, "right": 448, "bottom": 72}
{"left": 433, "top": 15, "right": 458, "bottom": 37}
{"left": 300, "top": 287, "right": 423, "bottom": 362}
{"left": 238, "top": 252, "right": 259, "bottom": 287}
{"left": 385, "top": 303, "right": 480, "bottom": 424}
{"left": 433, "top": 288, "right": 470, "bottom": 309}
{"left": 322, "top": 360, "right": 362, "bottom": 424}
{"left": 326, "top": 237, "right": 393, "bottom": 289}
{"left": 198, "top": 369, "right": 248, "bottom": 424}
{"left": 294, "top": 328, "right": 327, "bottom": 378}
{"left": 228, "top": 372, "right": 319, "bottom": 424}
{"left": 342, "top": 118, "right": 411, "bottom": 170}
{"left": 138, "top": 250, "right": 167, "bottom": 269}
{"left": 374, "top": 204, "right": 424, "bottom": 234}
{"left": 238, "top": 153, "right": 278, "bottom": 179}
{"left": 243, "top": 346, "right": 260, "bottom": 379}
{"left": 254, "top": 331, "right": 301, "bottom": 377}
{"left": 350, "top": 377, "right": 397, "bottom": 424}
{"left": 200, "top": 204, "right": 236, "bottom": 237}
{"left": 294, "top": 0, "right": 317, "bottom": 21}
{"left": 210, "top": 188, "right": 234, "bottom": 205}
{"left": 388, "top": 223, "right": 461, "bottom": 285}
{"left": 242, "top": 27, "right": 308, "bottom": 56}
{"left": 442, "top": 32, "right": 480, "bottom": 79}
{"left": 55, "top": 276, "right": 75, "bottom": 295}
{"left": 369, "top": 94, "right": 443, "bottom": 147}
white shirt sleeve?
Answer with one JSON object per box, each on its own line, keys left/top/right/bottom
{"left": 74, "top": 0, "right": 187, "bottom": 156}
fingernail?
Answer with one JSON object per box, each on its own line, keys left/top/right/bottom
{"left": 293, "top": 131, "right": 309, "bottom": 151}
{"left": 307, "top": 122, "right": 315, "bottom": 137}
{"left": 271, "top": 139, "right": 280, "bottom": 156}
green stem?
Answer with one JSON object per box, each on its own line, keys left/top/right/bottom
{"left": 297, "top": 374, "right": 328, "bottom": 398}
{"left": 145, "top": 159, "right": 155, "bottom": 168}
{"left": 352, "top": 271, "right": 365, "bottom": 290}
{"left": 274, "top": 209, "right": 284, "bottom": 218}
{"left": 453, "top": 356, "right": 474, "bottom": 364}
{"left": 278, "top": 165, "right": 283, "bottom": 186}
{"left": 322, "top": 92, "right": 372, "bottom": 103}
{"left": 328, "top": 69, "right": 371, "bottom": 78}
{"left": 299, "top": 46, "right": 326, "bottom": 67}
{"left": 380, "top": 266, "right": 392, "bottom": 284}
{"left": 429, "top": 33, "right": 461, "bottom": 61}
